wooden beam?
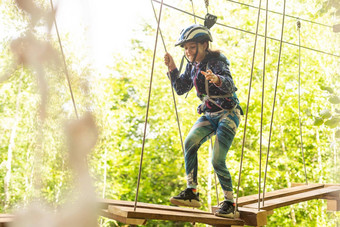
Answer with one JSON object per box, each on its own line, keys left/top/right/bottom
{"left": 244, "top": 186, "right": 340, "bottom": 211}
{"left": 327, "top": 200, "right": 340, "bottom": 211}
{"left": 291, "top": 183, "right": 340, "bottom": 200}
{"left": 98, "top": 199, "right": 207, "bottom": 214}
{"left": 108, "top": 205, "right": 244, "bottom": 226}
{"left": 0, "top": 214, "right": 14, "bottom": 227}
{"left": 100, "top": 209, "right": 146, "bottom": 225}
{"left": 237, "top": 184, "right": 324, "bottom": 206}
{"left": 211, "top": 206, "right": 268, "bottom": 226}
{"left": 291, "top": 182, "right": 340, "bottom": 187}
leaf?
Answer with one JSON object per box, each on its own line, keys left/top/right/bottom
{"left": 324, "top": 117, "right": 340, "bottom": 128}
{"left": 328, "top": 96, "right": 340, "bottom": 104}
{"left": 319, "top": 109, "right": 332, "bottom": 119}
{"left": 320, "top": 85, "right": 334, "bottom": 94}
{"left": 313, "top": 117, "right": 324, "bottom": 126}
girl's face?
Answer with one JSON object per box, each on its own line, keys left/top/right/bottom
{"left": 183, "top": 41, "right": 207, "bottom": 63}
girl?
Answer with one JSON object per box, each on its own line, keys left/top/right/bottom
{"left": 164, "top": 24, "right": 243, "bottom": 218}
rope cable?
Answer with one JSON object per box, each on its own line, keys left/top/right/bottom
{"left": 225, "top": 0, "right": 332, "bottom": 29}
{"left": 297, "top": 20, "right": 308, "bottom": 185}
{"left": 258, "top": 0, "right": 269, "bottom": 211}
{"left": 235, "top": 0, "right": 262, "bottom": 215}
{"left": 134, "top": 0, "right": 165, "bottom": 212}
{"left": 262, "top": 0, "right": 286, "bottom": 207}
{"left": 151, "top": 0, "right": 340, "bottom": 58}
{"left": 189, "top": 0, "right": 197, "bottom": 24}
{"left": 204, "top": 0, "right": 209, "bottom": 13}
{"left": 49, "top": 0, "right": 79, "bottom": 119}
{"left": 150, "top": 0, "right": 185, "bottom": 157}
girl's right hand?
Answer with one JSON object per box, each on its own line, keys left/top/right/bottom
{"left": 164, "top": 52, "right": 176, "bottom": 71}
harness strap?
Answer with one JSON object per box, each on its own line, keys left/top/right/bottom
{"left": 200, "top": 61, "right": 234, "bottom": 113}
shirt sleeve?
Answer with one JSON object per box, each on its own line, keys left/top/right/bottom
{"left": 167, "top": 64, "right": 193, "bottom": 95}
{"left": 210, "top": 60, "right": 236, "bottom": 94}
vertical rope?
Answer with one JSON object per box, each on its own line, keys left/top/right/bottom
{"left": 235, "top": 0, "right": 262, "bottom": 215}
{"left": 190, "top": 0, "right": 197, "bottom": 24}
{"left": 150, "top": 0, "right": 185, "bottom": 157}
{"left": 204, "top": 0, "right": 209, "bottom": 13}
{"left": 258, "top": 0, "right": 269, "bottom": 211}
{"left": 262, "top": 0, "right": 286, "bottom": 206}
{"left": 134, "top": 0, "right": 164, "bottom": 212}
{"left": 297, "top": 20, "right": 308, "bottom": 185}
{"left": 49, "top": 0, "right": 79, "bottom": 119}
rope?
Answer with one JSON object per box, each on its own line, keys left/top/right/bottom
{"left": 134, "top": 0, "right": 164, "bottom": 212}
{"left": 189, "top": 0, "right": 197, "bottom": 24}
{"left": 262, "top": 0, "right": 286, "bottom": 207}
{"left": 297, "top": 20, "right": 308, "bottom": 185}
{"left": 49, "top": 0, "right": 79, "bottom": 119}
{"left": 151, "top": 0, "right": 340, "bottom": 58}
{"left": 225, "top": 0, "right": 332, "bottom": 29}
{"left": 150, "top": 0, "right": 185, "bottom": 157}
{"left": 204, "top": 0, "right": 209, "bottom": 13}
{"left": 235, "top": 0, "right": 262, "bottom": 215}
{"left": 258, "top": 0, "right": 269, "bottom": 211}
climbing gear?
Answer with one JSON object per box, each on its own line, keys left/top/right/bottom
{"left": 170, "top": 188, "right": 202, "bottom": 208}
{"left": 198, "top": 62, "right": 235, "bottom": 114}
{"left": 204, "top": 13, "right": 217, "bottom": 29}
{"left": 175, "top": 24, "right": 213, "bottom": 47}
{"left": 215, "top": 200, "right": 240, "bottom": 218}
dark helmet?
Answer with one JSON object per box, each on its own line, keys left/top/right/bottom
{"left": 175, "top": 24, "right": 213, "bottom": 47}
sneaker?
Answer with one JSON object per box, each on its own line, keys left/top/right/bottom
{"left": 214, "top": 200, "right": 240, "bottom": 218}
{"left": 170, "top": 188, "right": 202, "bottom": 208}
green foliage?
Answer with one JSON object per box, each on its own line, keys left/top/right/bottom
{"left": 0, "top": 0, "right": 339, "bottom": 226}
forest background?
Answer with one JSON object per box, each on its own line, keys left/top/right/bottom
{"left": 0, "top": 0, "right": 339, "bottom": 226}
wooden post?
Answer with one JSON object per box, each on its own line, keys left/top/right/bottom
{"left": 333, "top": 24, "right": 340, "bottom": 33}
{"left": 327, "top": 200, "right": 340, "bottom": 211}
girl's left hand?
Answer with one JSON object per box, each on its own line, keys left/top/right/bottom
{"left": 201, "top": 69, "right": 220, "bottom": 84}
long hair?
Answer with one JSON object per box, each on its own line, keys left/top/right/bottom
{"left": 205, "top": 41, "right": 220, "bottom": 58}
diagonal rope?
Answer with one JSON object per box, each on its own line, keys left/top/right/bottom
{"left": 152, "top": 0, "right": 340, "bottom": 59}
{"left": 150, "top": 0, "right": 185, "bottom": 157}
{"left": 297, "top": 20, "right": 308, "bottom": 185}
{"left": 49, "top": 0, "right": 79, "bottom": 119}
{"left": 134, "top": 0, "right": 164, "bottom": 212}
{"left": 262, "top": 0, "right": 286, "bottom": 207}
{"left": 235, "top": 0, "right": 262, "bottom": 215}
{"left": 258, "top": 0, "right": 269, "bottom": 211}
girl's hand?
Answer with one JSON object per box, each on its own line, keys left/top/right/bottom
{"left": 164, "top": 52, "right": 176, "bottom": 71}
{"left": 201, "top": 69, "right": 221, "bottom": 85}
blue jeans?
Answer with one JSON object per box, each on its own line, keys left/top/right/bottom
{"left": 185, "top": 108, "right": 241, "bottom": 194}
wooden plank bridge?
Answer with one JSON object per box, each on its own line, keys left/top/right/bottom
{"left": 1, "top": 183, "right": 339, "bottom": 227}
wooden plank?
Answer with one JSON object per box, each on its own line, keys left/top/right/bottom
{"left": 99, "top": 209, "right": 146, "bottom": 225}
{"left": 0, "top": 214, "right": 14, "bottom": 227}
{"left": 98, "top": 199, "right": 208, "bottom": 214}
{"left": 211, "top": 206, "right": 268, "bottom": 227}
{"left": 291, "top": 183, "right": 340, "bottom": 200}
{"left": 327, "top": 200, "right": 340, "bottom": 211}
{"left": 244, "top": 186, "right": 340, "bottom": 211}
{"left": 237, "top": 184, "right": 324, "bottom": 206}
{"left": 291, "top": 182, "right": 340, "bottom": 187}
{"left": 108, "top": 205, "right": 244, "bottom": 226}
